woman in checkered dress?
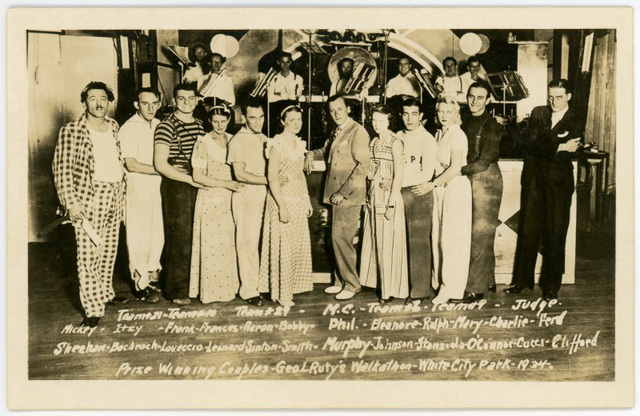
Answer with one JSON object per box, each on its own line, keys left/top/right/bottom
{"left": 359, "top": 105, "right": 409, "bottom": 303}
{"left": 258, "top": 105, "right": 314, "bottom": 307}
{"left": 190, "top": 105, "right": 244, "bottom": 303}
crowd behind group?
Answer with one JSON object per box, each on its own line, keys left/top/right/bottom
{"left": 51, "top": 50, "right": 582, "bottom": 328}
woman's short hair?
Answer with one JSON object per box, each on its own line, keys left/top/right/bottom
{"left": 371, "top": 104, "right": 392, "bottom": 117}
{"left": 435, "top": 96, "right": 462, "bottom": 125}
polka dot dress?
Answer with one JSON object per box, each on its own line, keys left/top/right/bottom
{"left": 189, "top": 134, "right": 239, "bottom": 303}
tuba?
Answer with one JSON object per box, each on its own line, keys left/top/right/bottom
{"left": 250, "top": 67, "right": 277, "bottom": 98}
{"left": 344, "top": 62, "right": 376, "bottom": 95}
{"left": 328, "top": 46, "right": 377, "bottom": 96}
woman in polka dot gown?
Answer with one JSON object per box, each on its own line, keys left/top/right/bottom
{"left": 190, "top": 105, "right": 244, "bottom": 303}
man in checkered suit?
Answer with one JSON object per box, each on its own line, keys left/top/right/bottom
{"left": 52, "top": 81, "right": 129, "bottom": 328}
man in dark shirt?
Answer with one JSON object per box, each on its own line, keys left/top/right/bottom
{"left": 505, "top": 79, "right": 582, "bottom": 301}
{"left": 454, "top": 82, "right": 503, "bottom": 303}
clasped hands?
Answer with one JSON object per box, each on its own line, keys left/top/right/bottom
{"left": 379, "top": 179, "right": 434, "bottom": 195}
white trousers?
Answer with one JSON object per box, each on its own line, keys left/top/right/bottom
{"left": 125, "top": 173, "right": 164, "bottom": 290}
{"left": 232, "top": 184, "right": 266, "bottom": 300}
{"left": 432, "top": 176, "right": 472, "bottom": 301}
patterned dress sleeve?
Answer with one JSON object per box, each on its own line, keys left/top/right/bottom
{"left": 264, "top": 135, "right": 281, "bottom": 160}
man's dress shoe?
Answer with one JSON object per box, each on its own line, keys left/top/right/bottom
{"left": 81, "top": 317, "right": 101, "bottom": 328}
{"left": 503, "top": 285, "right": 533, "bottom": 294}
{"left": 450, "top": 292, "right": 484, "bottom": 304}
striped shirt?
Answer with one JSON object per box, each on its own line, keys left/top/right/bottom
{"left": 154, "top": 113, "right": 205, "bottom": 165}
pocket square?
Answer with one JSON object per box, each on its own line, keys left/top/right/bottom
{"left": 558, "top": 131, "right": 569, "bottom": 138}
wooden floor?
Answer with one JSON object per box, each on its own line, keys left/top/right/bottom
{"left": 27, "top": 213, "right": 615, "bottom": 381}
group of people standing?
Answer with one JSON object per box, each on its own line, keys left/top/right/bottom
{"left": 151, "top": 84, "right": 315, "bottom": 311}
{"left": 317, "top": 83, "right": 503, "bottom": 306}
{"left": 52, "top": 49, "right": 581, "bottom": 328}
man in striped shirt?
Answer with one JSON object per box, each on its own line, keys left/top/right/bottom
{"left": 154, "top": 83, "right": 207, "bottom": 305}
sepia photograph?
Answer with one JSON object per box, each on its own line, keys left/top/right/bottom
{"left": 6, "top": 4, "right": 634, "bottom": 410}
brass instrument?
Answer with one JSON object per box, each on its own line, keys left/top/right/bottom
{"left": 344, "top": 62, "right": 376, "bottom": 95}
{"left": 197, "top": 68, "right": 226, "bottom": 97}
{"left": 250, "top": 67, "right": 277, "bottom": 98}
{"left": 412, "top": 68, "right": 438, "bottom": 99}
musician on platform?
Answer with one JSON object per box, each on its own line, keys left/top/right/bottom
{"left": 386, "top": 57, "right": 420, "bottom": 100}
{"left": 197, "top": 52, "right": 236, "bottom": 106}
{"left": 265, "top": 51, "right": 304, "bottom": 135}
{"left": 435, "top": 56, "right": 468, "bottom": 105}
{"left": 330, "top": 57, "right": 369, "bottom": 98}
{"left": 460, "top": 56, "right": 486, "bottom": 88}
{"left": 183, "top": 44, "right": 209, "bottom": 85}
{"left": 267, "top": 52, "right": 304, "bottom": 105}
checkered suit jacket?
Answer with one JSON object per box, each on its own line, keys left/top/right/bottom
{"left": 52, "top": 113, "right": 125, "bottom": 215}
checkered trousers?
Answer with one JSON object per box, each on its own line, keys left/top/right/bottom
{"left": 73, "top": 181, "right": 124, "bottom": 318}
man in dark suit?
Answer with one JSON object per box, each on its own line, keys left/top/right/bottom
{"left": 305, "top": 95, "right": 370, "bottom": 300}
{"left": 505, "top": 79, "right": 582, "bottom": 301}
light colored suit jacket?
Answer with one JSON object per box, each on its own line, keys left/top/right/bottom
{"left": 312, "top": 118, "right": 370, "bottom": 205}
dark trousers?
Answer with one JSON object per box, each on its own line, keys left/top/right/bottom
{"left": 402, "top": 187, "right": 434, "bottom": 299}
{"left": 466, "top": 163, "right": 503, "bottom": 293}
{"left": 331, "top": 204, "right": 363, "bottom": 293}
{"left": 160, "top": 178, "right": 198, "bottom": 299}
{"left": 512, "top": 167, "right": 573, "bottom": 293}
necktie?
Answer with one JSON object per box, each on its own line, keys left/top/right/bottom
{"left": 332, "top": 125, "right": 342, "bottom": 141}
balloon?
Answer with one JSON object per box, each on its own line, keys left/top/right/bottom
{"left": 210, "top": 34, "right": 240, "bottom": 58}
{"left": 478, "top": 34, "right": 491, "bottom": 54}
{"left": 459, "top": 32, "right": 482, "bottom": 56}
